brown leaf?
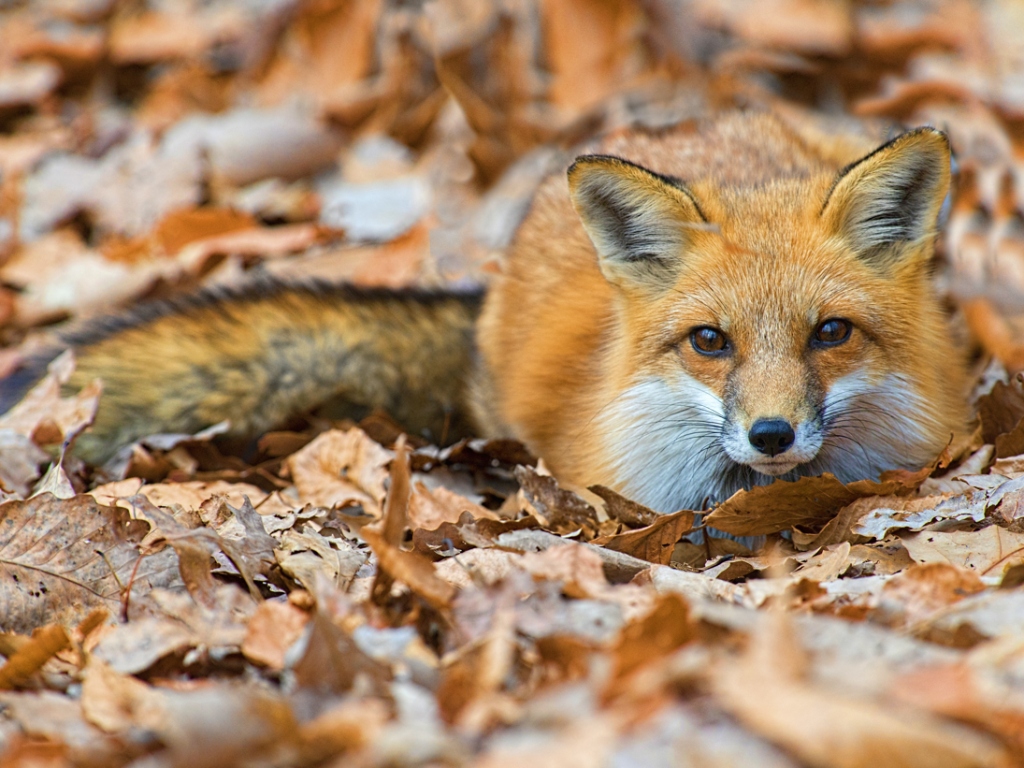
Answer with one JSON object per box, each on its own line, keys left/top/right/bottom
{"left": 108, "top": 9, "right": 245, "bottom": 64}
{"left": 287, "top": 428, "right": 391, "bottom": 514}
{"left": 593, "top": 509, "right": 695, "bottom": 565}
{"left": 706, "top": 452, "right": 948, "bottom": 538}
{"left": 611, "top": 593, "right": 693, "bottom": 680}
{"left": 437, "top": 598, "right": 516, "bottom": 725}
{"left": 408, "top": 483, "right": 497, "bottom": 531}
{"left": 722, "top": 0, "right": 853, "bottom": 55}
{"left": 519, "top": 542, "right": 653, "bottom": 620}
{"left": 131, "top": 494, "right": 265, "bottom": 605}
{"left": 292, "top": 610, "right": 390, "bottom": 695}
{"left": 276, "top": 528, "right": 368, "bottom": 592}
{"left": 588, "top": 485, "right": 660, "bottom": 528}
{"left": 0, "top": 494, "right": 179, "bottom": 634}
{"left": 540, "top": 0, "right": 652, "bottom": 111}
{"left": 366, "top": 435, "right": 412, "bottom": 608}
{"left": 242, "top": 600, "right": 311, "bottom": 670}
{"left": 413, "top": 511, "right": 539, "bottom": 557}
{"left": 901, "top": 526, "right": 1024, "bottom": 577}
{"left": 414, "top": 438, "right": 537, "bottom": 473}
{"left": 362, "top": 526, "right": 456, "bottom": 611}
{"left": 515, "top": 465, "right": 600, "bottom": 537}
{"left": 0, "top": 625, "right": 69, "bottom": 690}
{"left": 256, "top": 0, "right": 381, "bottom": 106}
{"left": 88, "top": 617, "right": 196, "bottom": 676}
{"left": 297, "top": 699, "right": 389, "bottom": 764}
{"left": 0, "top": 350, "right": 100, "bottom": 446}
{"left": 879, "top": 563, "right": 986, "bottom": 627}
{"left": 892, "top": 664, "right": 1024, "bottom": 758}
{"left": 963, "top": 299, "right": 1024, "bottom": 381}
{"left": 80, "top": 657, "right": 160, "bottom": 734}
{"left": 0, "top": 690, "right": 126, "bottom": 765}
{"left": 110, "top": 677, "right": 298, "bottom": 768}
{"left": 979, "top": 374, "right": 1024, "bottom": 445}
{"left": 705, "top": 473, "right": 862, "bottom": 537}
{"left": 93, "top": 479, "right": 269, "bottom": 516}
{"left": 713, "top": 612, "right": 1008, "bottom": 768}
{"left": 0, "top": 430, "right": 48, "bottom": 498}
{"left": 380, "top": 435, "right": 411, "bottom": 546}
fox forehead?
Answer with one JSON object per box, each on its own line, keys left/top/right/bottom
{"left": 637, "top": 234, "right": 884, "bottom": 350}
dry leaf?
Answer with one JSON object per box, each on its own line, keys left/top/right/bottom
{"left": 287, "top": 428, "right": 391, "bottom": 514}
{"left": 0, "top": 625, "right": 69, "bottom": 690}
{"left": 408, "top": 482, "right": 497, "bottom": 531}
{"left": 515, "top": 465, "right": 600, "bottom": 537}
{"left": 593, "top": 508, "right": 695, "bottom": 565}
{"left": 241, "top": 600, "right": 311, "bottom": 670}
{"left": 706, "top": 455, "right": 947, "bottom": 538}
{"left": 713, "top": 612, "right": 1008, "bottom": 768}
{"left": 0, "top": 494, "right": 180, "bottom": 634}
{"left": 901, "top": 526, "right": 1024, "bottom": 577}
{"left": 878, "top": 563, "right": 986, "bottom": 627}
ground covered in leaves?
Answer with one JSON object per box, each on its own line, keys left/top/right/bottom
{"left": 4, "top": 0, "right": 1024, "bottom": 766}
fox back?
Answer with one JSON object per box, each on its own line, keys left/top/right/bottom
{"left": 474, "top": 112, "right": 966, "bottom": 512}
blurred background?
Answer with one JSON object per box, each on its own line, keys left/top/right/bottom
{"left": 0, "top": 0, "right": 1023, "bottom": 372}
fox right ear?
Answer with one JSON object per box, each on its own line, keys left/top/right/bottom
{"left": 568, "top": 155, "right": 707, "bottom": 290}
{"left": 820, "top": 127, "right": 951, "bottom": 270}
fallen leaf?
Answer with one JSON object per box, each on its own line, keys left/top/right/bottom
{"left": 515, "top": 465, "right": 600, "bottom": 537}
{"left": 611, "top": 593, "right": 693, "bottom": 680}
{"left": 241, "top": 600, "right": 311, "bottom": 670}
{"left": 588, "top": 484, "right": 660, "bottom": 528}
{"left": 0, "top": 494, "right": 180, "bottom": 634}
{"left": 408, "top": 482, "right": 497, "bottom": 531}
{"left": 592, "top": 508, "right": 695, "bottom": 565}
{"left": 287, "top": 428, "right": 391, "bottom": 514}
{"left": 901, "top": 526, "right": 1024, "bottom": 577}
{"left": 878, "top": 563, "right": 986, "bottom": 627}
{"left": 0, "top": 625, "right": 70, "bottom": 690}
{"left": 292, "top": 610, "right": 391, "bottom": 696}
{"left": 80, "top": 657, "right": 161, "bottom": 733}
{"left": 713, "top": 612, "right": 1008, "bottom": 768}
{"left": 0, "top": 350, "right": 100, "bottom": 445}
{"left": 706, "top": 454, "right": 948, "bottom": 538}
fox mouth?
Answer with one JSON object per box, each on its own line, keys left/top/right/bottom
{"left": 747, "top": 458, "right": 802, "bottom": 476}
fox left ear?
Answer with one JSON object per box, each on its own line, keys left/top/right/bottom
{"left": 568, "top": 155, "right": 707, "bottom": 290}
{"left": 820, "top": 127, "right": 951, "bottom": 269}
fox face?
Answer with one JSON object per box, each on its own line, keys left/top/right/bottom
{"left": 567, "top": 128, "right": 964, "bottom": 512}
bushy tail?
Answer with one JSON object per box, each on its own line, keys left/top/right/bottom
{"left": 0, "top": 281, "right": 484, "bottom": 464}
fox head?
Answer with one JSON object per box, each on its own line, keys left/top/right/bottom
{"left": 567, "top": 127, "right": 965, "bottom": 512}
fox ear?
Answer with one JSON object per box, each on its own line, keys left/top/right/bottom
{"left": 821, "top": 127, "right": 951, "bottom": 269}
{"left": 568, "top": 155, "right": 707, "bottom": 289}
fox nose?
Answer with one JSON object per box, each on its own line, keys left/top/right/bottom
{"left": 748, "top": 418, "right": 795, "bottom": 457}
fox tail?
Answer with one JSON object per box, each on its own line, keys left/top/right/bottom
{"left": 0, "top": 280, "right": 485, "bottom": 464}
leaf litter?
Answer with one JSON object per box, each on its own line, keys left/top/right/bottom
{"left": 3, "top": 0, "right": 1024, "bottom": 765}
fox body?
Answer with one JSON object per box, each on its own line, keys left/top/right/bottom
{"left": 1, "top": 112, "right": 966, "bottom": 512}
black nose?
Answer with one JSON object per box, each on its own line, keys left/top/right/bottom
{"left": 748, "top": 418, "right": 795, "bottom": 457}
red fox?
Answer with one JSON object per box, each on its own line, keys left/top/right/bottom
{"left": 0, "top": 112, "right": 966, "bottom": 513}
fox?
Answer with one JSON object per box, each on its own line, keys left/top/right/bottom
{"left": 0, "top": 111, "right": 966, "bottom": 514}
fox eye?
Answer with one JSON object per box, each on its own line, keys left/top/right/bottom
{"left": 813, "top": 318, "right": 852, "bottom": 347}
{"left": 691, "top": 327, "right": 728, "bottom": 355}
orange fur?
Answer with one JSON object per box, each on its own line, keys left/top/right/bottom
{"left": 474, "top": 112, "right": 965, "bottom": 511}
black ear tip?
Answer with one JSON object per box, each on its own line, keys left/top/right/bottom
{"left": 902, "top": 126, "right": 951, "bottom": 154}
